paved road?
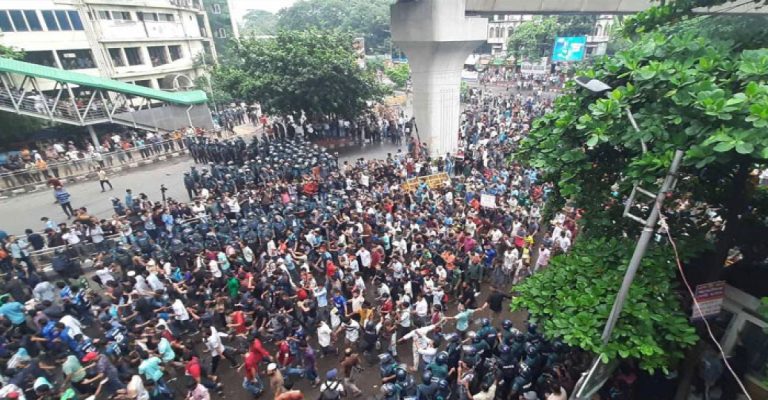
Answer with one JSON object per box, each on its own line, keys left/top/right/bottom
{"left": 0, "top": 134, "right": 399, "bottom": 235}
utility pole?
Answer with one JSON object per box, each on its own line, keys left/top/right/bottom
{"left": 572, "top": 149, "right": 684, "bottom": 399}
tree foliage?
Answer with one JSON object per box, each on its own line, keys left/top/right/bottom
{"left": 506, "top": 16, "right": 597, "bottom": 61}
{"left": 213, "top": 30, "right": 386, "bottom": 119}
{"left": 512, "top": 238, "right": 699, "bottom": 372}
{"left": 513, "top": 6, "right": 768, "bottom": 372}
{"left": 241, "top": 9, "right": 278, "bottom": 36}
{"left": 385, "top": 63, "right": 410, "bottom": 89}
{"left": 276, "top": 0, "right": 394, "bottom": 54}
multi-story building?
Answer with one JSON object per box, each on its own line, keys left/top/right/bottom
{"left": 201, "top": 0, "right": 236, "bottom": 56}
{"left": 485, "top": 14, "right": 616, "bottom": 57}
{"left": 0, "top": 0, "right": 217, "bottom": 91}
{"left": 485, "top": 14, "right": 533, "bottom": 55}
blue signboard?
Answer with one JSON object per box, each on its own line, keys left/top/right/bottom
{"left": 552, "top": 36, "right": 587, "bottom": 62}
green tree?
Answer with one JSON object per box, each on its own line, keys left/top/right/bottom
{"left": 385, "top": 63, "right": 410, "bottom": 89}
{"left": 276, "top": 0, "right": 394, "bottom": 54}
{"left": 212, "top": 30, "right": 386, "bottom": 119}
{"left": 240, "top": 9, "right": 277, "bottom": 36}
{"left": 512, "top": 238, "right": 699, "bottom": 372}
{"left": 514, "top": 5, "right": 768, "bottom": 372}
{"left": 506, "top": 16, "right": 597, "bottom": 61}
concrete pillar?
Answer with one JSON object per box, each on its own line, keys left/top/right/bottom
{"left": 391, "top": 0, "right": 487, "bottom": 156}
{"left": 87, "top": 125, "right": 100, "bottom": 149}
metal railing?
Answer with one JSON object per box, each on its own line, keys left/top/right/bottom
{"left": 0, "top": 137, "right": 187, "bottom": 191}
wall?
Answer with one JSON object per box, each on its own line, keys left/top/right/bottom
{"left": 201, "top": 0, "right": 233, "bottom": 56}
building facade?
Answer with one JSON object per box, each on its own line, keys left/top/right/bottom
{"left": 201, "top": 0, "right": 236, "bottom": 56}
{"left": 485, "top": 14, "right": 616, "bottom": 57}
{"left": 0, "top": 0, "right": 217, "bottom": 91}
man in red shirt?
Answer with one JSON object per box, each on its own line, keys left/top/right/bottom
{"left": 185, "top": 355, "right": 222, "bottom": 394}
{"left": 241, "top": 349, "right": 263, "bottom": 396}
{"left": 228, "top": 305, "right": 247, "bottom": 335}
{"left": 249, "top": 335, "right": 272, "bottom": 364}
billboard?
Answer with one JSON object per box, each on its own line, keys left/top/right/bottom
{"left": 552, "top": 36, "right": 587, "bottom": 62}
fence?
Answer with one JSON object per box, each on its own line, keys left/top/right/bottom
{"left": 0, "top": 138, "right": 188, "bottom": 193}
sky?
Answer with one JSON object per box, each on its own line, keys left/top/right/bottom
{"left": 228, "top": 0, "right": 297, "bottom": 25}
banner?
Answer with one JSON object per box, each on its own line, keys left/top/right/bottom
{"left": 480, "top": 194, "right": 497, "bottom": 208}
{"left": 520, "top": 61, "right": 548, "bottom": 75}
{"left": 552, "top": 36, "right": 587, "bottom": 62}
{"left": 401, "top": 172, "right": 450, "bottom": 192}
{"left": 691, "top": 281, "right": 726, "bottom": 320}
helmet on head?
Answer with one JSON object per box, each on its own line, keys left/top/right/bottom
{"left": 436, "top": 352, "right": 448, "bottom": 365}
{"left": 502, "top": 320, "right": 514, "bottom": 330}
{"left": 379, "top": 353, "right": 393, "bottom": 365}
{"left": 499, "top": 345, "right": 511, "bottom": 354}
{"left": 438, "top": 379, "right": 450, "bottom": 390}
{"left": 422, "top": 371, "right": 433, "bottom": 384}
{"left": 481, "top": 318, "right": 490, "bottom": 327}
{"left": 444, "top": 333, "right": 460, "bottom": 343}
{"left": 527, "top": 321, "right": 538, "bottom": 335}
{"left": 395, "top": 368, "right": 408, "bottom": 381}
{"left": 381, "top": 383, "right": 397, "bottom": 395}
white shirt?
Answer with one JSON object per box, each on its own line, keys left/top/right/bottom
{"left": 209, "top": 260, "right": 222, "bottom": 278}
{"left": 350, "top": 295, "right": 365, "bottom": 313}
{"left": 59, "top": 315, "right": 84, "bottom": 337}
{"left": 205, "top": 328, "right": 228, "bottom": 356}
{"left": 172, "top": 299, "right": 190, "bottom": 321}
{"left": 356, "top": 248, "right": 371, "bottom": 267}
{"left": 95, "top": 267, "right": 115, "bottom": 285}
{"left": 317, "top": 322, "right": 332, "bottom": 347}
{"left": 62, "top": 232, "right": 81, "bottom": 245}
{"left": 343, "top": 319, "right": 360, "bottom": 342}
{"left": 414, "top": 298, "right": 429, "bottom": 317}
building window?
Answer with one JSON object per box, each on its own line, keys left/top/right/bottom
{"left": 9, "top": 10, "right": 28, "bottom": 31}
{"left": 24, "top": 51, "right": 57, "bottom": 67}
{"left": 55, "top": 10, "right": 72, "bottom": 30}
{"left": 97, "top": 10, "right": 111, "bottom": 20}
{"left": 202, "top": 42, "right": 212, "bottom": 59}
{"left": 113, "top": 11, "right": 132, "bottom": 21}
{"left": 212, "top": 4, "right": 221, "bottom": 14}
{"left": 124, "top": 47, "right": 143, "bottom": 65}
{"left": 134, "top": 79, "right": 152, "bottom": 88}
{"left": 148, "top": 46, "right": 169, "bottom": 66}
{"left": 138, "top": 12, "right": 159, "bottom": 22}
{"left": 508, "top": 27, "right": 514, "bottom": 36}
{"left": 109, "top": 48, "right": 125, "bottom": 67}
{"left": 68, "top": 11, "right": 83, "bottom": 30}
{"left": 0, "top": 11, "right": 12, "bottom": 32}
{"left": 168, "top": 45, "right": 183, "bottom": 61}
{"left": 23, "top": 10, "right": 42, "bottom": 31}
{"left": 216, "top": 27, "right": 227, "bottom": 38}
{"left": 57, "top": 49, "right": 96, "bottom": 70}
{"left": 159, "top": 13, "right": 175, "bottom": 22}
{"left": 41, "top": 10, "right": 58, "bottom": 30}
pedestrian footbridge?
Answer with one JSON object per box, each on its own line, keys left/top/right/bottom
{"left": 0, "top": 57, "right": 214, "bottom": 134}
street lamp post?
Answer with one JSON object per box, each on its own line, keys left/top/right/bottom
{"left": 570, "top": 77, "right": 683, "bottom": 399}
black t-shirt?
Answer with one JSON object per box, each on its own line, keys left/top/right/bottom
{"left": 134, "top": 297, "right": 154, "bottom": 320}
{"left": 486, "top": 292, "right": 509, "bottom": 313}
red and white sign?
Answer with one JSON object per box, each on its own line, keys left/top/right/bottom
{"left": 691, "top": 281, "right": 726, "bottom": 320}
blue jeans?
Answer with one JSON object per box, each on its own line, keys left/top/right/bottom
{"left": 242, "top": 377, "right": 263, "bottom": 396}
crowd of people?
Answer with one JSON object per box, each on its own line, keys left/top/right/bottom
{"left": 0, "top": 75, "right": 633, "bottom": 400}
{"left": 0, "top": 129, "right": 194, "bottom": 190}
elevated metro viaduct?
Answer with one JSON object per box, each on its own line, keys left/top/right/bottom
{"left": 391, "top": 0, "right": 767, "bottom": 156}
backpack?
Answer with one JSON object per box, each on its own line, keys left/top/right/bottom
{"left": 320, "top": 381, "right": 342, "bottom": 400}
